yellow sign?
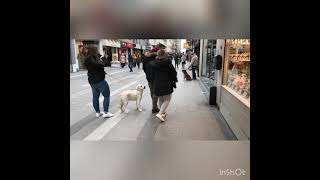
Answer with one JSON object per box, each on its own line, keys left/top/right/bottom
{"left": 226, "top": 39, "right": 250, "bottom": 45}
{"left": 183, "top": 43, "right": 189, "bottom": 49}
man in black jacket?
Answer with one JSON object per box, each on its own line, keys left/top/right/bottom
{"left": 84, "top": 46, "right": 114, "bottom": 118}
{"left": 128, "top": 52, "right": 133, "bottom": 72}
{"left": 142, "top": 49, "right": 160, "bottom": 113}
{"left": 150, "top": 49, "right": 177, "bottom": 122}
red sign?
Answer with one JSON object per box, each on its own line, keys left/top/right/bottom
{"left": 121, "top": 41, "right": 133, "bottom": 48}
{"left": 127, "top": 43, "right": 133, "bottom": 48}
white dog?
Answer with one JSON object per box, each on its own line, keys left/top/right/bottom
{"left": 119, "top": 84, "right": 146, "bottom": 113}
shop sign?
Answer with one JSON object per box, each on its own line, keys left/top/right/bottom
{"left": 226, "top": 39, "right": 250, "bottom": 45}
{"left": 121, "top": 41, "right": 133, "bottom": 48}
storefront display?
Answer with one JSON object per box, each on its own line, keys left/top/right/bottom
{"left": 225, "top": 39, "right": 250, "bottom": 100}
{"left": 219, "top": 39, "right": 250, "bottom": 140}
{"left": 101, "top": 39, "right": 121, "bottom": 61}
{"left": 200, "top": 40, "right": 216, "bottom": 79}
{"left": 199, "top": 39, "right": 217, "bottom": 89}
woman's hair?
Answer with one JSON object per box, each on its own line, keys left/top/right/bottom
{"left": 86, "top": 45, "right": 101, "bottom": 65}
{"left": 157, "top": 49, "right": 166, "bottom": 57}
{"left": 87, "top": 45, "right": 99, "bottom": 57}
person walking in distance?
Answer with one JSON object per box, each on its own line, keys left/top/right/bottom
{"left": 151, "top": 49, "right": 178, "bottom": 122}
{"left": 120, "top": 53, "right": 126, "bottom": 68}
{"left": 77, "top": 46, "right": 87, "bottom": 70}
{"left": 181, "top": 53, "right": 186, "bottom": 69}
{"left": 84, "top": 45, "right": 114, "bottom": 118}
{"left": 132, "top": 54, "right": 137, "bottom": 68}
{"left": 174, "top": 53, "right": 179, "bottom": 69}
{"left": 136, "top": 53, "right": 141, "bottom": 69}
{"left": 128, "top": 52, "right": 133, "bottom": 72}
{"left": 188, "top": 52, "right": 199, "bottom": 80}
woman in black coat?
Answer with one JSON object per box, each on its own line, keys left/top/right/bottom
{"left": 151, "top": 49, "right": 178, "bottom": 122}
{"left": 84, "top": 46, "right": 114, "bottom": 118}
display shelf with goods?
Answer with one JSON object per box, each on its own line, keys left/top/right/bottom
{"left": 218, "top": 39, "right": 250, "bottom": 140}
{"left": 224, "top": 39, "right": 250, "bottom": 104}
{"left": 111, "top": 47, "right": 118, "bottom": 61}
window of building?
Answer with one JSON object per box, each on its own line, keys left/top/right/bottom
{"left": 112, "top": 47, "right": 116, "bottom": 54}
{"left": 224, "top": 39, "right": 250, "bottom": 99}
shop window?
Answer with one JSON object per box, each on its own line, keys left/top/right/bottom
{"left": 112, "top": 47, "right": 116, "bottom": 54}
{"left": 205, "top": 40, "right": 216, "bottom": 80}
{"left": 224, "top": 39, "right": 250, "bottom": 99}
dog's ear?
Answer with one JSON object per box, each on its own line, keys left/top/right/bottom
{"left": 136, "top": 85, "right": 140, "bottom": 90}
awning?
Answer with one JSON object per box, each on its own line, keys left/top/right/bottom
{"left": 101, "top": 39, "right": 121, "bottom": 48}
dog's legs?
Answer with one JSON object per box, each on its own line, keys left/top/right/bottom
{"left": 136, "top": 97, "right": 142, "bottom": 112}
{"left": 119, "top": 99, "right": 124, "bottom": 112}
{"left": 136, "top": 99, "right": 139, "bottom": 110}
{"left": 122, "top": 101, "right": 129, "bottom": 113}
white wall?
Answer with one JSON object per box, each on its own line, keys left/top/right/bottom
{"left": 180, "top": 39, "right": 186, "bottom": 53}
{"left": 215, "top": 39, "right": 225, "bottom": 107}
{"left": 148, "top": 39, "right": 155, "bottom": 45}
{"left": 156, "top": 39, "right": 165, "bottom": 45}
{"left": 99, "top": 40, "right": 104, "bottom": 55}
{"left": 165, "top": 39, "right": 173, "bottom": 52}
{"left": 70, "top": 39, "right": 79, "bottom": 72}
{"left": 199, "top": 39, "right": 203, "bottom": 75}
{"left": 201, "top": 39, "right": 208, "bottom": 76}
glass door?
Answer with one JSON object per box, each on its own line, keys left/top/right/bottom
{"left": 206, "top": 40, "right": 217, "bottom": 80}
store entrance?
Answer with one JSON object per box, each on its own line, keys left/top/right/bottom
{"left": 206, "top": 40, "right": 216, "bottom": 80}
{"left": 103, "top": 46, "right": 112, "bottom": 62}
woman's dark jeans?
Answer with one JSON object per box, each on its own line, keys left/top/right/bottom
{"left": 90, "top": 80, "right": 110, "bottom": 113}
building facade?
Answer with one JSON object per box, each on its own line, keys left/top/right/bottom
{"left": 70, "top": 39, "right": 179, "bottom": 73}
{"left": 197, "top": 39, "right": 250, "bottom": 140}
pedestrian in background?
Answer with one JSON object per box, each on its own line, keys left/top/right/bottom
{"left": 141, "top": 52, "right": 146, "bottom": 63}
{"left": 120, "top": 53, "right": 126, "bottom": 68}
{"left": 151, "top": 49, "right": 178, "bottom": 122}
{"left": 128, "top": 52, "right": 133, "bottom": 72}
{"left": 174, "top": 53, "right": 179, "bottom": 69}
{"left": 136, "top": 53, "right": 141, "bottom": 69}
{"left": 181, "top": 53, "right": 186, "bottom": 69}
{"left": 84, "top": 45, "right": 114, "bottom": 118}
{"left": 188, "top": 52, "right": 199, "bottom": 80}
{"left": 77, "top": 46, "right": 87, "bottom": 70}
{"left": 169, "top": 53, "right": 174, "bottom": 63}
{"left": 132, "top": 54, "right": 137, "bottom": 68}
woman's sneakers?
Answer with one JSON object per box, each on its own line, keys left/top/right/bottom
{"left": 156, "top": 113, "right": 167, "bottom": 122}
{"left": 96, "top": 112, "right": 114, "bottom": 118}
{"left": 162, "top": 113, "right": 167, "bottom": 118}
{"left": 156, "top": 114, "right": 165, "bottom": 122}
{"left": 103, "top": 112, "right": 114, "bottom": 118}
{"left": 96, "top": 112, "right": 103, "bottom": 117}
